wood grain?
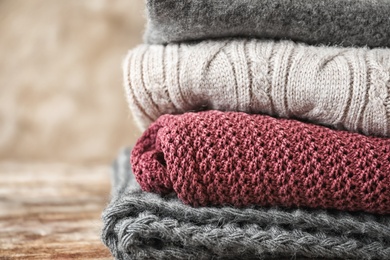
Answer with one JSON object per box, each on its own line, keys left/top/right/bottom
{"left": 0, "top": 163, "right": 113, "bottom": 259}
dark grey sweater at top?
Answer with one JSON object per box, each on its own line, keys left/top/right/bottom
{"left": 102, "top": 148, "right": 390, "bottom": 260}
{"left": 145, "top": 0, "right": 390, "bottom": 48}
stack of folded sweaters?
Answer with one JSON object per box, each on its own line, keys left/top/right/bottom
{"left": 102, "top": 1, "right": 390, "bottom": 259}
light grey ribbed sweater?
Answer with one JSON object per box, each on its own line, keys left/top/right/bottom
{"left": 101, "top": 148, "right": 390, "bottom": 260}
{"left": 124, "top": 39, "right": 390, "bottom": 137}
{"left": 145, "top": 0, "right": 390, "bottom": 48}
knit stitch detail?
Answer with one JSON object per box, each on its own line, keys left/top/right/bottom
{"left": 124, "top": 40, "right": 390, "bottom": 137}
{"left": 102, "top": 148, "right": 390, "bottom": 260}
{"left": 131, "top": 111, "right": 390, "bottom": 214}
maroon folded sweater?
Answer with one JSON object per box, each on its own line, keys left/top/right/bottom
{"left": 131, "top": 111, "right": 390, "bottom": 214}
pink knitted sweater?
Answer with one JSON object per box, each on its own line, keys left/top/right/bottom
{"left": 131, "top": 111, "right": 390, "bottom": 214}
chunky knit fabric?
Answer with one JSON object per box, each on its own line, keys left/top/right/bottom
{"left": 145, "top": 0, "right": 390, "bottom": 48}
{"left": 102, "top": 148, "right": 390, "bottom": 260}
{"left": 131, "top": 111, "right": 390, "bottom": 214}
{"left": 124, "top": 40, "right": 390, "bottom": 137}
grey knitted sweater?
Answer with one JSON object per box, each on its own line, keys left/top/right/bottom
{"left": 101, "top": 148, "right": 390, "bottom": 260}
{"left": 145, "top": 0, "right": 390, "bottom": 48}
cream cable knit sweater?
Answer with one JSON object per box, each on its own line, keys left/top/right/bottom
{"left": 124, "top": 40, "right": 390, "bottom": 137}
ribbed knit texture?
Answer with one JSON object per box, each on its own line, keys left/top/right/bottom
{"left": 124, "top": 40, "right": 390, "bottom": 137}
{"left": 102, "top": 148, "right": 390, "bottom": 260}
{"left": 131, "top": 111, "right": 390, "bottom": 214}
{"left": 145, "top": 0, "right": 390, "bottom": 48}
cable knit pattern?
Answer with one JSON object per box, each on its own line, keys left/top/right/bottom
{"left": 145, "top": 0, "right": 390, "bottom": 48}
{"left": 102, "top": 148, "right": 390, "bottom": 260}
{"left": 131, "top": 111, "right": 390, "bottom": 214}
{"left": 124, "top": 40, "right": 390, "bottom": 137}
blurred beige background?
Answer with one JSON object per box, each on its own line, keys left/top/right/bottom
{"left": 0, "top": 0, "right": 145, "bottom": 163}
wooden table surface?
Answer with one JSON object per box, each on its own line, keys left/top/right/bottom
{"left": 0, "top": 162, "right": 113, "bottom": 259}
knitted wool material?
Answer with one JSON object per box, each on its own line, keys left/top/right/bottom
{"left": 124, "top": 40, "right": 390, "bottom": 137}
{"left": 145, "top": 0, "right": 390, "bottom": 48}
{"left": 131, "top": 111, "right": 390, "bottom": 215}
{"left": 102, "top": 148, "right": 390, "bottom": 260}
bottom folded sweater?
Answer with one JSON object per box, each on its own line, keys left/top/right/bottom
{"left": 102, "top": 148, "right": 390, "bottom": 260}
